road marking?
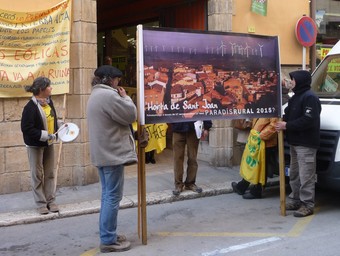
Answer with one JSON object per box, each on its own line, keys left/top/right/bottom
{"left": 287, "top": 214, "right": 314, "bottom": 237}
{"left": 158, "top": 210, "right": 316, "bottom": 239}
{"left": 79, "top": 248, "right": 99, "bottom": 256}
{"left": 158, "top": 231, "right": 286, "bottom": 237}
{"left": 201, "top": 237, "right": 281, "bottom": 256}
{"left": 82, "top": 209, "right": 316, "bottom": 255}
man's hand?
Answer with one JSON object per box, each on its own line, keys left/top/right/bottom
{"left": 139, "top": 128, "right": 149, "bottom": 148}
{"left": 201, "top": 129, "right": 209, "bottom": 140}
{"left": 275, "top": 121, "right": 287, "bottom": 131}
{"left": 117, "top": 87, "right": 127, "bottom": 97}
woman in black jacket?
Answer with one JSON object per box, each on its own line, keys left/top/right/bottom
{"left": 21, "top": 77, "right": 62, "bottom": 215}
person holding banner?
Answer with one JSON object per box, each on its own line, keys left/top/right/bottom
{"left": 87, "top": 65, "right": 136, "bottom": 253}
{"left": 276, "top": 70, "right": 321, "bottom": 218}
{"left": 172, "top": 120, "right": 212, "bottom": 196}
{"left": 21, "top": 77, "right": 62, "bottom": 215}
{"left": 232, "top": 118, "right": 278, "bottom": 199}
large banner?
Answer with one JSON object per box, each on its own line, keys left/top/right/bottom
{"left": 139, "top": 27, "right": 281, "bottom": 124}
{"left": 0, "top": 0, "right": 71, "bottom": 98}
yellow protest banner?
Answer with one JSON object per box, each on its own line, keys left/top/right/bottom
{"left": 144, "top": 123, "right": 168, "bottom": 153}
{"left": 132, "top": 122, "right": 168, "bottom": 154}
{"left": 0, "top": 0, "right": 71, "bottom": 98}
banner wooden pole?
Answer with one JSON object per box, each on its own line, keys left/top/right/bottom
{"left": 137, "top": 130, "right": 141, "bottom": 239}
{"left": 137, "top": 124, "right": 147, "bottom": 244}
{"left": 137, "top": 160, "right": 141, "bottom": 239}
{"left": 278, "top": 118, "right": 286, "bottom": 216}
{"left": 136, "top": 25, "right": 147, "bottom": 244}
{"left": 55, "top": 94, "right": 67, "bottom": 185}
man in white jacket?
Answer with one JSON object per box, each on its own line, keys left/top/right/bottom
{"left": 87, "top": 65, "right": 137, "bottom": 253}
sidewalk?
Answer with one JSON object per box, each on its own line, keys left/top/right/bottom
{"left": 0, "top": 149, "right": 262, "bottom": 227}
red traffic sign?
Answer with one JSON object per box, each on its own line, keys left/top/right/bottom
{"left": 295, "top": 16, "right": 318, "bottom": 47}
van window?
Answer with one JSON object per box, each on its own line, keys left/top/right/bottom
{"left": 312, "top": 55, "right": 340, "bottom": 98}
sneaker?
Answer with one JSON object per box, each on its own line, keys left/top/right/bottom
{"left": 117, "top": 235, "right": 127, "bottom": 243}
{"left": 47, "top": 203, "right": 59, "bottom": 213}
{"left": 286, "top": 201, "right": 301, "bottom": 211}
{"left": 37, "top": 206, "right": 49, "bottom": 215}
{"left": 293, "top": 205, "right": 314, "bottom": 218}
{"left": 242, "top": 192, "right": 262, "bottom": 199}
{"left": 172, "top": 185, "right": 184, "bottom": 196}
{"left": 231, "top": 182, "right": 245, "bottom": 195}
{"left": 185, "top": 184, "right": 203, "bottom": 193}
{"left": 100, "top": 240, "right": 131, "bottom": 253}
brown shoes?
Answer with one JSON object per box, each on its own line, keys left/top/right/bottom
{"left": 172, "top": 185, "right": 184, "bottom": 196}
{"left": 185, "top": 184, "right": 203, "bottom": 193}
{"left": 117, "top": 235, "right": 127, "bottom": 242}
{"left": 286, "top": 201, "right": 314, "bottom": 217}
{"left": 37, "top": 206, "right": 49, "bottom": 215}
{"left": 100, "top": 240, "right": 131, "bottom": 253}
{"left": 37, "top": 203, "right": 59, "bottom": 215}
{"left": 286, "top": 201, "right": 301, "bottom": 211}
{"left": 173, "top": 184, "right": 203, "bottom": 195}
{"left": 47, "top": 203, "right": 59, "bottom": 213}
{"left": 293, "top": 204, "right": 314, "bottom": 217}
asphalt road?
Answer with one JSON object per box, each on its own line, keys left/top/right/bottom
{"left": 1, "top": 186, "right": 340, "bottom": 256}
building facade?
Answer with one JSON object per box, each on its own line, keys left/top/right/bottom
{"left": 0, "top": 0, "right": 338, "bottom": 194}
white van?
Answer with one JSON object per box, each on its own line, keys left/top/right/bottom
{"left": 286, "top": 41, "right": 340, "bottom": 191}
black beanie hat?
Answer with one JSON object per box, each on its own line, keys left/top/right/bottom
{"left": 94, "top": 65, "right": 123, "bottom": 79}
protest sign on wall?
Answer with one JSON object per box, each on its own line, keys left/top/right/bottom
{"left": 138, "top": 27, "right": 281, "bottom": 124}
{"left": 0, "top": 0, "right": 71, "bottom": 98}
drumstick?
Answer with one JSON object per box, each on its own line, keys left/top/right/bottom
{"left": 54, "top": 123, "right": 68, "bottom": 135}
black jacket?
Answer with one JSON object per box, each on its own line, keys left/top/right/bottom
{"left": 172, "top": 121, "right": 212, "bottom": 133}
{"left": 21, "top": 97, "right": 58, "bottom": 147}
{"left": 283, "top": 70, "right": 321, "bottom": 149}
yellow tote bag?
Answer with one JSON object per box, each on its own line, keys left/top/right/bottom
{"left": 240, "top": 129, "right": 266, "bottom": 185}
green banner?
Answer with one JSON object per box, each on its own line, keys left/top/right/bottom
{"left": 251, "top": 0, "right": 267, "bottom": 16}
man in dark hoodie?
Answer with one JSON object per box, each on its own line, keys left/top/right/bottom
{"left": 276, "top": 70, "right": 321, "bottom": 217}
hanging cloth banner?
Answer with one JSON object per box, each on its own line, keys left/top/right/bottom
{"left": 251, "top": 0, "right": 268, "bottom": 17}
{"left": 0, "top": 0, "right": 71, "bottom": 98}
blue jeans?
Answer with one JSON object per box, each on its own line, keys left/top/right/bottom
{"left": 98, "top": 165, "right": 124, "bottom": 245}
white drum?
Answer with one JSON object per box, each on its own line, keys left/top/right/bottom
{"left": 57, "top": 123, "right": 79, "bottom": 142}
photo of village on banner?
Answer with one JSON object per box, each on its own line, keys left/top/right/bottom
{"left": 136, "top": 26, "right": 281, "bottom": 125}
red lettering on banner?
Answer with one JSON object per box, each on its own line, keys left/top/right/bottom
{"left": 48, "top": 68, "right": 69, "bottom": 78}
{"left": 12, "top": 45, "right": 69, "bottom": 61}
{"left": 0, "top": 70, "right": 9, "bottom": 81}
{"left": 26, "top": 71, "right": 46, "bottom": 80}
{"left": 60, "top": 45, "right": 69, "bottom": 56}
{"left": 13, "top": 72, "right": 24, "bottom": 81}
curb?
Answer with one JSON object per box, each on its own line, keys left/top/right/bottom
{"left": 0, "top": 183, "right": 233, "bottom": 227}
